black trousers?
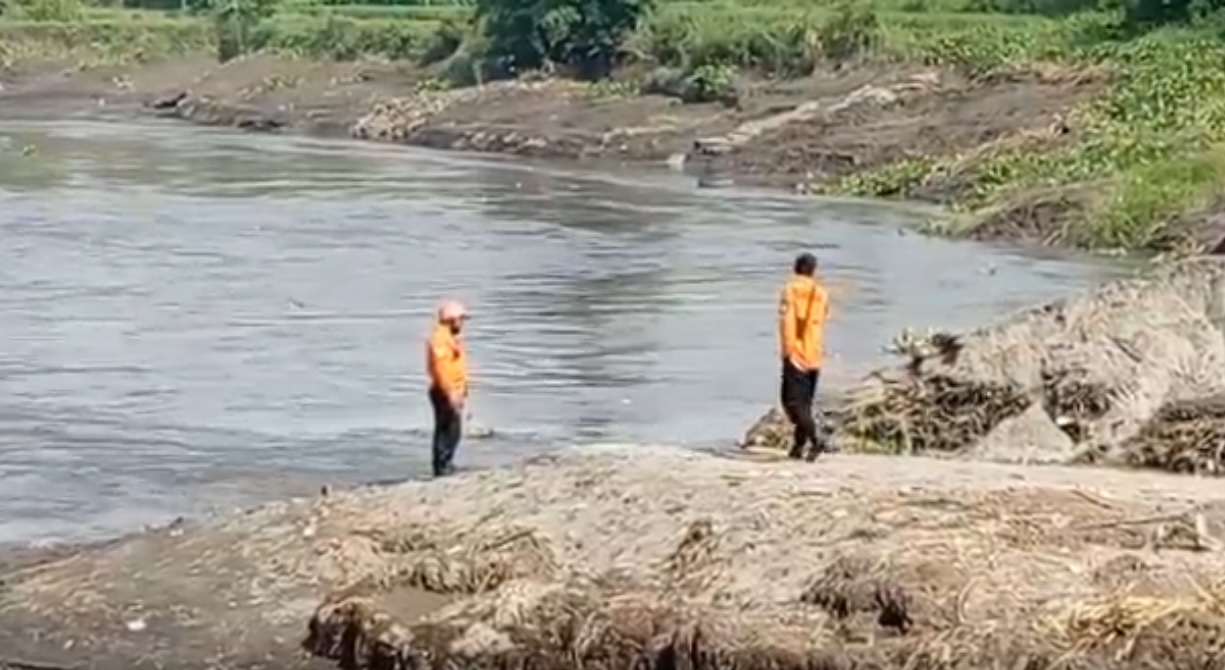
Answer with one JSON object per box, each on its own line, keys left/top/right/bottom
{"left": 780, "top": 359, "right": 823, "bottom": 460}
{"left": 428, "top": 386, "right": 462, "bottom": 477}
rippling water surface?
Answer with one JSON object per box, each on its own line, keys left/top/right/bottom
{"left": 0, "top": 119, "right": 1124, "bottom": 544}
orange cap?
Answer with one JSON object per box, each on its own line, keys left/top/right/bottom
{"left": 438, "top": 300, "right": 468, "bottom": 323}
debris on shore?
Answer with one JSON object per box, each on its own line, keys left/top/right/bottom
{"left": 5, "top": 445, "right": 1225, "bottom": 669}
{"left": 746, "top": 258, "right": 1225, "bottom": 474}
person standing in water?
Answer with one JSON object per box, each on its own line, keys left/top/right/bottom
{"left": 777, "top": 252, "right": 830, "bottom": 461}
{"left": 426, "top": 300, "right": 469, "bottom": 477}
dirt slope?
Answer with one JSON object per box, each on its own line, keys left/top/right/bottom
{"left": 0, "top": 54, "right": 1105, "bottom": 194}
{"left": 4, "top": 444, "right": 1225, "bottom": 669}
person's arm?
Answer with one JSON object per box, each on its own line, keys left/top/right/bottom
{"left": 816, "top": 285, "right": 831, "bottom": 324}
{"left": 779, "top": 288, "right": 798, "bottom": 363}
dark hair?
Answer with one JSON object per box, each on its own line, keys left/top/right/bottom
{"left": 793, "top": 252, "right": 817, "bottom": 275}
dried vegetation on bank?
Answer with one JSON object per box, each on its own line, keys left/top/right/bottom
{"left": 292, "top": 446, "right": 1225, "bottom": 670}
{"left": 747, "top": 258, "right": 1225, "bottom": 477}
{"left": 7, "top": 443, "right": 1225, "bottom": 670}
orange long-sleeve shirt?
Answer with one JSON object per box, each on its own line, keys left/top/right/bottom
{"left": 426, "top": 323, "right": 468, "bottom": 397}
{"left": 778, "top": 274, "right": 829, "bottom": 371}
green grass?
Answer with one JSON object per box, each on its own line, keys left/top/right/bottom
{"left": 0, "top": 16, "right": 212, "bottom": 66}
{"left": 283, "top": 3, "right": 468, "bottom": 20}
{"left": 253, "top": 12, "right": 441, "bottom": 59}
{"left": 632, "top": 6, "right": 1106, "bottom": 74}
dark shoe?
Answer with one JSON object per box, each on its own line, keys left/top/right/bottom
{"left": 805, "top": 439, "right": 830, "bottom": 462}
{"left": 787, "top": 446, "right": 804, "bottom": 460}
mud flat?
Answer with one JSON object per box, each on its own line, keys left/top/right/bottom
{"left": 6, "top": 443, "right": 1225, "bottom": 669}
{"left": 747, "top": 256, "right": 1225, "bottom": 476}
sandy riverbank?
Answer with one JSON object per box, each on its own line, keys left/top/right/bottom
{"left": 4, "top": 443, "right": 1225, "bottom": 670}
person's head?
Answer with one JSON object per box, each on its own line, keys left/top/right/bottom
{"left": 793, "top": 252, "right": 817, "bottom": 277}
{"left": 437, "top": 300, "right": 469, "bottom": 334}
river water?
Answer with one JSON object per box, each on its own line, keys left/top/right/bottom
{"left": 0, "top": 119, "right": 1123, "bottom": 545}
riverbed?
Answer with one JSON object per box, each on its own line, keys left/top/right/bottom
{"left": 0, "top": 119, "right": 1124, "bottom": 546}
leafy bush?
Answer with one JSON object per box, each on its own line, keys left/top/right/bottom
{"left": 964, "top": 0, "right": 1102, "bottom": 16}
{"left": 817, "top": 2, "right": 879, "bottom": 61}
{"left": 825, "top": 29, "right": 1225, "bottom": 251}
{"left": 6, "top": 0, "right": 84, "bottom": 22}
{"left": 475, "top": 0, "right": 654, "bottom": 79}
{"left": 640, "top": 62, "right": 736, "bottom": 103}
{"left": 419, "top": 15, "right": 468, "bottom": 64}
{"left": 630, "top": 6, "right": 821, "bottom": 75}
{"left": 281, "top": 4, "right": 468, "bottom": 20}
{"left": 253, "top": 14, "right": 437, "bottom": 59}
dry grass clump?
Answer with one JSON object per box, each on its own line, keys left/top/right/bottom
{"left": 801, "top": 554, "right": 924, "bottom": 634}
{"left": 837, "top": 374, "right": 1031, "bottom": 454}
{"left": 1042, "top": 366, "right": 1112, "bottom": 423}
{"left": 963, "top": 184, "right": 1096, "bottom": 246}
{"left": 17, "top": 445, "right": 1225, "bottom": 668}
{"left": 306, "top": 568, "right": 1225, "bottom": 670}
{"left": 308, "top": 577, "right": 874, "bottom": 670}
{"left": 342, "top": 524, "right": 560, "bottom": 595}
{"left": 1040, "top": 587, "right": 1225, "bottom": 665}
{"left": 1120, "top": 396, "right": 1225, "bottom": 476}
{"left": 290, "top": 446, "right": 1225, "bottom": 670}
{"left": 745, "top": 258, "right": 1225, "bottom": 470}
{"left": 739, "top": 407, "right": 793, "bottom": 449}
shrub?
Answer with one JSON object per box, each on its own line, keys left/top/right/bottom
{"left": 475, "top": 0, "right": 654, "bottom": 79}
{"left": 212, "top": 0, "right": 281, "bottom": 60}
{"left": 419, "top": 15, "right": 468, "bottom": 64}
{"left": 6, "top": 0, "right": 84, "bottom": 22}
{"left": 817, "top": 2, "right": 879, "bottom": 62}
{"left": 641, "top": 62, "right": 736, "bottom": 103}
{"left": 253, "top": 14, "right": 437, "bottom": 59}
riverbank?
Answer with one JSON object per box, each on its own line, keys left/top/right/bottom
{"left": 4, "top": 443, "right": 1225, "bottom": 670}
{"left": 5, "top": 5, "right": 1225, "bottom": 254}
{"left": 746, "top": 256, "right": 1225, "bottom": 477}
{"left": 0, "top": 49, "right": 1099, "bottom": 186}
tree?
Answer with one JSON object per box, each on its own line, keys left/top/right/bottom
{"left": 212, "top": 0, "right": 279, "bottom": 62}
{"left": 475, "top": 0, "right": 653, "bottom": 80}
{"left": 1118, "top": 0, "right": 1225, "bottom": 28}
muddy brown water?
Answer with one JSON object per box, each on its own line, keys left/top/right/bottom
{"left": 0, "top": 118, "right": 1127, "bottom": 546}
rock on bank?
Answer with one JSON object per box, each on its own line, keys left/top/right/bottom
{"left": 747, "top": 257, "right": 1225, "bottom": 474}
{"left": 6, "top": 445, "right": 1225, "bottom": 669}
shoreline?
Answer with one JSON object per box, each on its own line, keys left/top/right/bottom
{"left": 2, "top": 257, "right": 1225, "bottom": 667}
{"left": 5, "top": 443, "right": 1225, "bottom": 670}
{"left": 0, "top": 52, "right": 1113, "bottom": 235}
{"left": 9, "top": 44, "right": 1225, "bottom": 667}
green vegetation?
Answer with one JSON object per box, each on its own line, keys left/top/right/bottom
{"left": 474, "top": 0, "right": 653, "bottom": 78}
{"left": 825, "top": 29, "right": 1225, "bottom": 252}
{"left": 5, "top": 0, "right": 1225, "bottom": 252}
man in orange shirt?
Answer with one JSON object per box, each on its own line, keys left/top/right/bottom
{"left": 778, "top": 252, "right": 830, "bottom": 461}
{"left": 426, "top": 300, "right": 469, "bottom": 478}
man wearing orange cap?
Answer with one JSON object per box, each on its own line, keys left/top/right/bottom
{"left": 426, "top": 300, "right": 469, "bottom": 478}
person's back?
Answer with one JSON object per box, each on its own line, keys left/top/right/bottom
{"left": 776, "top": 253, "right": 830, "bottom": 461}
{"left": 778, "top": 273, "right": 828, "bottom": 372}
